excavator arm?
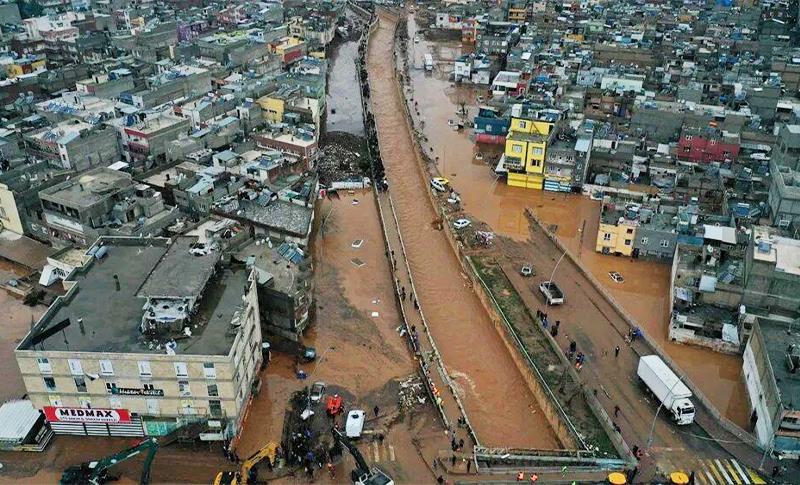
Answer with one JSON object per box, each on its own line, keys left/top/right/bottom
{"left": 214, "top": 442, "right": 278, "bottom": 485}
{"left": 60, "top": 437, "right": 159, "bottom": 485}
{"left": 331, "top": 427, "right": 370, "bottom": 475}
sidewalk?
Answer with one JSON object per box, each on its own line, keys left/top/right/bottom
{"left": 375, "top": 189, "right": 475, "bottom": 454}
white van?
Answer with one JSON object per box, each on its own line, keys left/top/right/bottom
{"left": 345, "top": 409, "right": 366, "bottom": 438}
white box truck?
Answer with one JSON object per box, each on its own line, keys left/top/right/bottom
{"left": 424, "top": 54, "right": 433, "bottom": 71}
{"left": 637, "top": 355, "right": 695, "bottom": 425}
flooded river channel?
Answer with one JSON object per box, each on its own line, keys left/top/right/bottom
{"left": 368, "top": 14, "right": 560, "bottom": 449}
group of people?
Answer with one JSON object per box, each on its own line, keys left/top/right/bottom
{"left": 535, "top": 310, "right": 561, "bottom": 338}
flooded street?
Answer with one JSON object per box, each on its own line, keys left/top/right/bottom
{"left": 326, "top": 35, "right": 364, "bottom": 135}
{"left": 237, "top": 192, "right": 420, "bottom": 461}
{"left": 368, "top": 14, "right": 559, "bottom": 449}
{"left": 405, "top": 16, "right": 749, "bottom": 427}
{"left": 1, "top": 261, "right": 46, "bottom": 402}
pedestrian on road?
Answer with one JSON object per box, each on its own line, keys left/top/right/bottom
{"left": 467, "top": 459, "right": 472, "bottom": 473}
{"left": 569, "top": 340, "right": 577, "bottom": 353}
{"left": 613, "top": 422, "right": 621, "bottom": 433}
{"left": 615, "top": 345, "right": 620, "bottom": 358}
{"left": 517, "top": 471, "right": 525, "bottom": 481}
{"left": 550, "top": 325, "right": 558, "bottom": 337}
{"left": 451, "top": 437, "right": 457, "bottom": 451}
{"left": 437, "top": 475, "right": 444, "bottom": 484}
{"left": 614, "top": 405, "right": 620, "bottom": 417}
{"left": 374, "top": 405, "right": 380, "bottom": 417}
{"left": 627, "top": 466, "right": 638, "bottom": 482}
{"left": 458, "top": 438, "right": 464, "bottom": 451}
{"left": 537, "top": 309, "right": 542, "bottom": 320}
{"left": 451, "top": 455, "right": 456, "bottom": 467}
{"left": 771, "top": 465, "right": 780, "bottom": 478}
{"left": 689, "top": 471, "right": 695, "bottom": 484}
{"left": 414, "top": 298, "right": 419, "bottom": 310}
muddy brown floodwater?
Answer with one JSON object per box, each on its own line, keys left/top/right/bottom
{"left": 236, "top": 192, "right": 415, "bottom": 458}
{"left": 368, "top": 14, "right": 559, "bottom": 449}
{"left": 405, "top": 16, "right": 750, "bottom": 428}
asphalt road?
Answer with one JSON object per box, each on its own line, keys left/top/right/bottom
{"left": 499, "top": 225, "right": 772, "bottom": 484}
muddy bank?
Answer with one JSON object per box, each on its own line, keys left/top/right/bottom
{"left": 367, "top": 13, "right": 559, "bottom": 449}
{"left": 402, "top": 15, "right": 749, "bottom": 428}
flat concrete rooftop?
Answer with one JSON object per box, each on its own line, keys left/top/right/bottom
{"left": 19, "top": 237, "right": 247, "bottom": 355}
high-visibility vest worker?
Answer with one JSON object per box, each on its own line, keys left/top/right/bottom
{"left": 530, "top": 473, "right": 539, "bottom": 482}
{"left": 517, "top": 471, "right": 525, "bottom": 481}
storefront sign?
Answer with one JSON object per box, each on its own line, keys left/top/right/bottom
{"left": 111, "top": 387, "right": 165, "bottom": 397}
{"left": 44, "top": 406, "right": 131, "bottom": 423}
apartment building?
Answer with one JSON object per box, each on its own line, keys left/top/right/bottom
{"left": 24, "top": 120, "right": 120, "bottom": 171}
{"left": 15, "top": 236, "right": 262, "bottom": 438}
{"left": 38, "top": 167, "right": 179, "bottom": 247}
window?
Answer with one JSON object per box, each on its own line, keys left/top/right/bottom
{"left": 209, "top": 400, "right": 222, "bottom": 417}
{"left": 683, "top": 147, "right": 691, "bottom": 153}
{"left": 660, "top": 240, "right": 670, "bottom": 248}
{"left": 626, "top": 228, "right": 633, "bottom": 234}
{"left": 531, "top": 147, "right": 543, "bottom": 156}
{"left": 138, "top": 361, "right": 152, "bottom": 378}
{"left": 49, "top": 395, "right": 62, "bottom": 407}
{"left": 512, "top": 144, "right": 523, "bottom": 154}
{"left": 78, "top": 396, "right": 91, "bottom": 408}
{"left": 203, "top": 363, "right": 217, "bottom": 379}
{"left": 603, "top": 233, "right": 612, "bottom": 241}
{"left": 174, "top": 362, "right": 189, "bottom": 378}
{"left": 74, "top": 377, "right": 87, "bottom": 393}
{"left": 178, "top": 380, "right": 191, "bottom": 397}
{"left": 68, "top": 359, "right": 83, "bottom": 376}
{"left": 207, "top": 383, "right": 219, "bottom": 397}
{"left": 105, "top": 382, "right": 117, "bottom": 394}
{"left": 518, "top": 120, "right": 527, "bottom": 129}
{"left": 144, "top": 383, "right": 155, "bottom": 391}
{"left": 99, "top": 360, "right": 114, "bottom": 376}
{"left": 624, "top": 239, "right": 632, "bottom": 246}
{"left": 44, "top": 376, "right": 57, "bottom": 391}
{"left": 640, "top": 237, "right": 649, "bottom": 245}
{"left": 37, "top": 357, "right": 52, "bottom": 374}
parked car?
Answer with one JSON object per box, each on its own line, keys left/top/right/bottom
{"left": 310, "top": 381, "right": 326, "bottom": 403}
{"left": 453, "top": 218, "right": 471, "bottom": 229}
{"left": 609, "top": 271, "right": 624, "bottom": 283}
{"left": 430, "top": 177, "right": 449, "bottom": 192}
{"left": 520, "top": 264, "right": 534, "bottom": 277}
{"left": 345, "top": 410, "right": 366, "bottom": 438}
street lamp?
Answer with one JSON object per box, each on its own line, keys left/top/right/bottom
{"left": 647, "top": 378, "right": 683, "bottom": 448}
{"left": 547, "top": 247, "right": 568, "bottom": 285}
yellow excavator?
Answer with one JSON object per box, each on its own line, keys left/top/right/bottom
{"left": 214, "top": 442, "right": 278, "bottom": 485}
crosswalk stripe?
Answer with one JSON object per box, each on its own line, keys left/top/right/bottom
{"left": 692, "top": 459, "right": 710, "bottom": 485}
{"left": 714, "top": 459, "right": 734, "bottom": 484}
{"left": 707, "top": 459, "right": 725, "bottom": 484}
{"left": 730, "top": 459, "right": 750, "bottom": 484}
{"left": 747, "top": 468, "right": 766, "bottom": 485}
{"left": 723, "top": 460, "right": 742, "bottom": 485}
{"left": 372, "top": 441, "right": 379, "bottom": 462}
{"left": 388, "top": 445, "right": 395, "bottom": 462}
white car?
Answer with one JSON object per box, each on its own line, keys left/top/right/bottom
{"left": 453, "top": 219, "right": 471, "bottom": 230}
{"left": 345, "top": 410, "right": 366, "bottom": 438}
{"left": 310, "top": 381, "right": 326, "bottom": 403}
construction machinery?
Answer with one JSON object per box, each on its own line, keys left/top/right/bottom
{"left": 60, "top": 437, "right": 159, "bottom": 485}
{"left": 331, "top": 428, "right": 394, "bottom": 485}
{"left": 214, "top": 441, "right": 278, "bottom": 485}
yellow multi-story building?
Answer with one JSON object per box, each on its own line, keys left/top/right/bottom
{"left": 504, "top": 117, "right": 553, "bottom": 190}
{"left": 595, "top": 202, "right": 638, "bottom": 256}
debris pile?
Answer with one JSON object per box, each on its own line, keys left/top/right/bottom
{"left": 397, "top": 375, "right": 427, "bottom": 413}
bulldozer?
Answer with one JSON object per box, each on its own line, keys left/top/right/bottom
{"left": 214, "top": 442, "right": 278, "bottom": 485}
